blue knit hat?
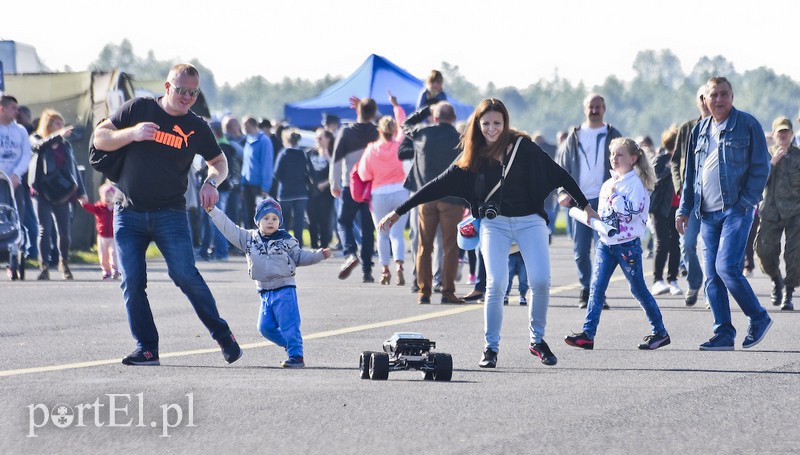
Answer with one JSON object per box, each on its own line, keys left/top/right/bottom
{"left": 254, "top": 197, "right": 283, "bottom": 226}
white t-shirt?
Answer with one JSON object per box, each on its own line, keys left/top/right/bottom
{"left": 701, "top": 119, "right": 726, "bottom": 212}
{"left": 577, "top": 124, "right": 609, "bottom": 199}
{"left": 0, "top": 121, "right": 32, "bottom": 179}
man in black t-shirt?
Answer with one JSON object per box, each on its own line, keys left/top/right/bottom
{"left": 93, "top": 63, "right": 242, "bottom": 366}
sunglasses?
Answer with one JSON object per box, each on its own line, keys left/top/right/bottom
{"left": 171, "top": 84, "right": 201, "bottom": 97}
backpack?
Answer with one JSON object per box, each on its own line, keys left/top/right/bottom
{"left": 32, "top": 138, "right": 79, "bottom": 204}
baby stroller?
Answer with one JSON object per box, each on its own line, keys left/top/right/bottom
{"left": 0, "top": 171, "right": 26, "bottom": 280}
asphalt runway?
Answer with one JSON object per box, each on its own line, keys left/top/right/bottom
{"left": 1, "top": 236, "right": 798, "bottom": 454}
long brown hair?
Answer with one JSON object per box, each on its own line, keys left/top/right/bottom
{"left": 457, "top": 98, "right": 528, "bottom": 171}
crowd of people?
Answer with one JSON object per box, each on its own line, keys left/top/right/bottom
{"left": 1, "top": 65, "right": 793, "bottom": 369}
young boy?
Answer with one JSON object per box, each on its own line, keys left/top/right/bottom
{"left": 79, "top": 182, "right": 119, "bottom": 280}
{"left": 208, "top": 197, "right": 331, "bottom": 367}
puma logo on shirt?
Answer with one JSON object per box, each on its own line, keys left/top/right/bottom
{"left": 154, "top": 125, "right": 196, "bottom": 149}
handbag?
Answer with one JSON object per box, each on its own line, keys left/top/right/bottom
{"left": 88, "top": 127, "right": 127, "bottom": 183}
{"left": 350, "top": 163, "right": 372, "bottom": 203}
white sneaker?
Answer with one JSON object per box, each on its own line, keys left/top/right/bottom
{"left": 668, "top": 280, "right": 683, "bottom": 295}
{"left": 651, "top": 280, "right": 669, "bottom": 295}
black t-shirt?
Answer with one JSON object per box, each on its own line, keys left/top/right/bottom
{"left": 111, "top": 97, "right": 221, "bottom": 211}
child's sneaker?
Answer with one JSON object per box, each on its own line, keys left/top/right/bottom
{"left": 564, "top": 332, "right": 594, "bottom": 350}
{"left": 519, "top": 296, "right": 527, "bottom": 306}
{"left": 503, "top": 295, "right": 509, "bottom": 305}
{"left": 281, "top": 356, "right": 305, "bottom": 368}
{"left": 637, "top": 333, "right": 671, "bottom": 350}
{"left": 466, "top": 274, "right": 477, "bottom": 285}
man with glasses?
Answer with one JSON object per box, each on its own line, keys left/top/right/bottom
{"left": 93, "top": 63, "right": 242, "bottom": 366}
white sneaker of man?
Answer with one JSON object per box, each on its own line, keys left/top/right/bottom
{"left": 668, "top": 280, "right": 683, "bottom": 295}
{"left": 651, "top": 280, "right": 670, "bottom": 295}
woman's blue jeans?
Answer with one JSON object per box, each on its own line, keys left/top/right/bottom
{"left": 480, "top": 214, "right": 550, "bottom": 351}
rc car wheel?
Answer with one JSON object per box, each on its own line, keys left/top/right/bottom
{"left": 432, "top": 353, "right": 453, "bottom": 381}
{"left": 369, "top": 352, "right": 390, "bottom": 380}
{"left": 359, "top": 351, "right": 374, "bottom": 379}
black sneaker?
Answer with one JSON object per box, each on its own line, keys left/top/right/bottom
{"left": 638, "top": 333, "right": 671, "bottom": 350}
{"left": 362, "top": 273, "right": 375, "bottom": 283}
{"left": 578, "top": 288, "right": 589, "bottom": 309}
{"left": 218, "top": 334, "right": 243, "bottom": 364}
{"left": 410, "top": 283, "right": 420, "bottom": 293}
{"left": 479, "top": 348, "right": 497, "bottom": 368}
{"left": 503, "top": 295, "right": 509, "bottom": 305}
{"left": 530, "top": 340, "right": 557, "bottom": 366}
{"left": 418, "top": 296, "right": 431, "bottom": 305}
{"left": 122, "top": 348, "right": 160, "bottom": 366}
{"left": 564, "top": 331, "right": 594, "bottom": 350}
{"left": 463, "top": 291, "right": 484, "bottom": 302}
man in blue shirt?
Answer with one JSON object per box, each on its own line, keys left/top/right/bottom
{"left": 241, "top": 116, "right": 274, "bottom": 228}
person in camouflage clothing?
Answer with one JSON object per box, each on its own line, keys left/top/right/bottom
{"left": 755, "top": 117, "right": 800, "bottom": 311}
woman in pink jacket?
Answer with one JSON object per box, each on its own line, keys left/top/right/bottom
{"left": 358, "top": 93, "right": 408, "bottom": 285}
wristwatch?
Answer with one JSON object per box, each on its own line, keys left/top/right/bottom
{"left": 205, "top": 178, "right": 218, "bottom": 189}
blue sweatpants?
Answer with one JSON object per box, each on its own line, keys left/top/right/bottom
{"left": 258, "top": 286, "right": 303, "bottom": 358}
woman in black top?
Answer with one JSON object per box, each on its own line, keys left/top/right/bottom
{"left": 379, "top": 98, "right": 598, "bottom": 368}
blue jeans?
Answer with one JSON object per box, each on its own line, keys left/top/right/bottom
{"left": 279, "top": 198, "right": 308, "bottom": 248}
{"left": 258, "top": 287, "right": 303, "bottom": 358}
{"left": 480, "top": 214, "right": 550, "bottom": 350}
{"left": 582, "top": 238, "right": 667, "bottom": 339}
{"left": 114, "top": 205, "right": 232, "bottom": 351}
{"left": 571, "top": 197, "right": 600, "bottom": 290}
{"left": 506, "top": 252, "right": 529, "bottom": 297}
{"left": 700, "top": 208, "right": 770, "bottom": 340}
{"left": 200, "top": 191, "right": 229, "bottom": 259}
{"left": 338, "top": 189, "right": 374, "bottom": 274}
{"left": 680, "top": 211, "right": 703, "bottom": 290}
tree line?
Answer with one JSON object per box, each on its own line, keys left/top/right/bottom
{"left": 93, "top": 41, "right": 800, "bottom": 146}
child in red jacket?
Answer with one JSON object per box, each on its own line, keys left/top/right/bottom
{"left": 80, "top": 182, "right": 119, "bottom": 279}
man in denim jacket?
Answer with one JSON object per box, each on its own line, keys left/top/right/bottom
{"left": 676, "top": 76, "right": 772, "bottom": 351}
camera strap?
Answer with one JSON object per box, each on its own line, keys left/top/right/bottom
{"left": 484, "top": 136, "right": 522, "bottom": 202}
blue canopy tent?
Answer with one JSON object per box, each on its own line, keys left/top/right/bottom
{"left": 284, "top": 54, "right": 474, "bottom": 129}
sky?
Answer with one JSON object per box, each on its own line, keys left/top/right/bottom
{"left": 3, "top": 0, "right": 800, "bottom": 90}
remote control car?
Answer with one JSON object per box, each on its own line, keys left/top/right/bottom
{"left": 359, "top": 332, "right": 452, "bottom": 381}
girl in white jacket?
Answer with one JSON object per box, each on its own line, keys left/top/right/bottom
{"left": 565, "top": 138, "right": 671, "bottom": 351}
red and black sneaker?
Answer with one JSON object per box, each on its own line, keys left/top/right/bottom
{"left": 564, "top": 332, "right": 594, "bottom": 350}
{"left": 530, "top": 340, "right": 557, "bottom": 366}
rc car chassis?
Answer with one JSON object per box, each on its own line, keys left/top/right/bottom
{"left": 359, "top": 332, "right": 452, "bottom": 381}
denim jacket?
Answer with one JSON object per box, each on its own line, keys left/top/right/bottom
{"left": 677, "top": 107, "right": 770, "bottom": 219}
